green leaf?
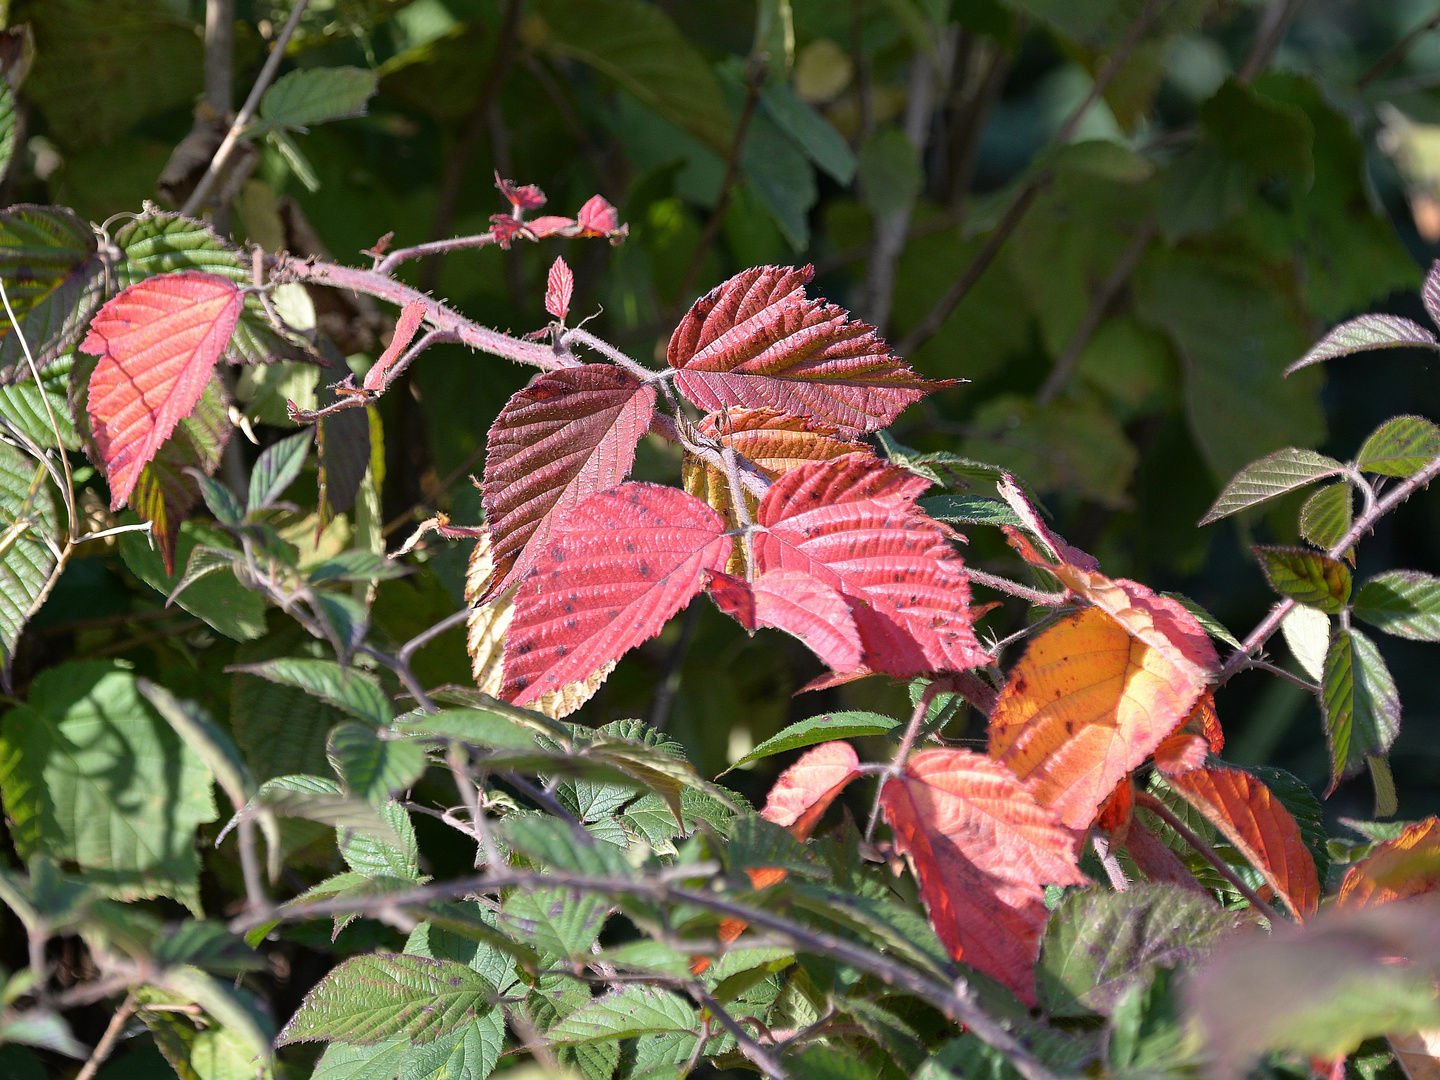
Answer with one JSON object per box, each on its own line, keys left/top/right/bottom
{"left": 120, "top": 524, "right": 265, "bottom": 642}
{"left": 327, "top": 723, "right": 426, "bottom": 805}
{"left": 1354, "top": 570, "right": 1440, "bottom": 641}
{"left": 0, "top": 205, "right": 105, "bottom": 382}
{"left": 1037, "top": 884, "right": 1233, "bottom": 1017}
{"left": 536, "top": 0, "right": 734, "bottom": 154}
{"left": 1157, "top": 145, "right": 1254, "bottom": 241}
{"left": 194, "top": 471, "right": 244, "bottom": 526}
{"left": 789, "top": 884, "right": 952, "bottom": 976}
{"left": 858, "top": 127, "right": 922, "bottom": 221}
{"left": 167, "top": 545, "right": 241, "bottom": 606}
{"left": 311, "top": 1041, "right": 408, "bottom": 1080}
{"left": 1198, "top": 77, "right": 1313, "bottom": 185}
{"left": 0, "top": 1010, "right": 87, "bottom": 1059}
{"left": 725, "top": 711, "right": 900, "bottom": 772}
{"left": 740, "top": 105, "right": 817, "bottom": 249}
{"left": 919, "top": 495, "right": 1023, "bottom": 528}
{"left": 0, "top": 441, "right": 61, "bottom": 674}
{"left": 0, "top": 82, "right": 17, "bottom": 182}
{"left": 1322, "top": 628, "right": 1401, "bottom": 791}
{"left": 1299, "top": 482, "right": 1352, "bottom": 550}
{"left": 247, "top": 429, "right": 313, "bottom": 513}
{"left": 1355, "top": 415, "right": 1440, "bottom": 478}
{"left": 502, "top": 815, "right": 634, "bottom": 877}
{"left": 545, "top": 985, "right": 696, "bottom": 1045}
{"left": 1286, "top": 315, "right": 1439, "bottom": 374}
{"left": 258, "top": 66, "right": 378, "bottom": 130}
{"left": 498, "top": 886, "right": 609, "bottom": 959}
{"left": 0, "top": 352, "right": 79, "bottom": 451}
{"left": 340, "top": 799, "right": 422, "bottom": 881}
{"left": 789, "top": 1044, "right": 879, "bottom": 1080}
{"left": 760, "top": 82, "right": 855, "bottom": 184}
{"left": 278, "top": 954, "right": 495, "bottom": 1046}
{"left": 0, "top": 661, "right": 217, "bottom": 911}
{"left": 231, "top": 658, "right": 393, "bottom": 726}
{"left": 139, "top": 966, "right": 274, "bottom": 1080}
{"left": 399, "top": 707, "right": 541, "bottom": 751}
{"left": 1199, "top": 448, "right": 1345, "bottom": 524}
{"left": 315, "top": 591, "right": 368, "bottom": 660}
{"left": 138, "top": 680, "right": 255, "bottom": 814}
{"left": 1254, "top": 546, "right": 1351, "bottom": 613}
{"left": 727, "top": 814, "right": 827, "bottom": 879}
{"left": 231, "top": 635, "right": 347, "bottom": 781}
{"left": 307, "top": 550, "right": 406, "bottom": 584}
{"left": 242, "top": 774, "right": 404, "bottom": 849}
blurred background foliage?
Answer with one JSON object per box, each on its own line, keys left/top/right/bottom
{"left": 6, "top": 0, "right": 1440, "bottom": 840}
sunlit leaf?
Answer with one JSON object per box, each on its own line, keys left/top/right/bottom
{"left": 1254, "top": 546, "right": 1351, "bottom": 613}
{"left": 1336, "top": 817, "right": 1440, "bottom": 910}
{"left": 1354, "top": 570, "right": 1440, "bottom": 641}
{"left": 1322, "top": 628, "right": 1400, "bottom": 793}
{"left": 1200, "top": 448, "right": 1345, "bottom": 525}
{"left": 1286, "top": 314, "right": 1439, "bottom": 374}
{"left": 1355, "top": 415, "right": 1440, "bottom": 478}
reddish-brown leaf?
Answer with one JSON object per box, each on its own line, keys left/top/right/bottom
{"left": 545, "top": 257, "right": 573, "bottom": 322}
{"left": 881, "top": 748, "right": 1088, "bottom": 1003}
{"left": 1095, "top": 776, "right": 1134, "bottom": 841}
{"left": 988, "top": 571, "right": 1216, "bottom": 830}
{"left": 708, "top": 569, "right": 864, "bottom": 673}
{"left": 1123, "top": 820, "right": 1214, "bottom": 897}
{"left": 502, "top": 484, "right": 730, "bottom": 705}
{"left": 1187, "top": 692, "right": 1224, "bottom": 753}
{"left": 1336, "top": 817, "right": 1440, "bottom": 911}
{"left": 1168, "top": 766, "right": 1320, "bottom": 920}
{"left": 668, "top": 265, "right": 943, "bottom": 434}
{"left": 80, "top": 271, "right": 243, "bottom": 510}
{"left": 1154, "top": 733, "right": 1209, "bottom": 775}
{"left": 760, "top": 740, "right": 862, "bottom": 840}
{"left": 362, "top": 299, "right": 426, "bottom": 392}
{"left": 752, "top": 457, "right": 989, "bottom": 678}
{"left": 482, "top": 364, "right": 657, "bottom": 595}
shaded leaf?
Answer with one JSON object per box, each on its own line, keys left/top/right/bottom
{"left": 1356, "top": 415, "right": 1440, "bottom": 478}
{"left": 258, "top": 65, "right": 377, "bottom": 130}
{"left": 1038, "top": 885, "right": 1231, "bottom": 1017}
{"left": 1166, "top": 767, "right": 1320, "bottom": 920}
{"left": 80, "top": 271, "right": 242, "bottom": 509}
{"left": 1254, "top": 546, "right": 1351, "bottom": 613}
{"left": 248, "top": 428, "right": 313, "bottom": 513}
{"left": 920, "top": 494, "right": 1023, "bottom": 528}
{"left": 498, "top": 886, "right": 608, "bottom": 959}
{"left": 120, "top": 520, "right": 265, "bottom": 641}
{"left": 1200, "top": 448, "right": 1345, "bottom": 525}
{"left": 231, "top": 658, "right": 393, "bottom": 727}
{"left": 327, "top": 723, "right": 426, "bottom": 806}
{"left": 1354, "top": 571, "right": 1440, "bottom": 641}
{"left": 502, "top": 484, "right": 730, "bottom": 706}
{"left": 277, "top": 954, "right": 495, "bottom": 1046}
{"left": 1322, "top": 628, "right": 1401, "bottom": 792}
{"left": 0, "top": 441, "right": 60, "bottom": 674}
{"left": 669, "top": 265, "right": 941, "bottom": 435}
{"left": 482, "top": 363, "right": 656, "bottom": 593}
{"left": 0, "top": 352, "right": 79, "bottom": 451}
{"left": 880, "top": 748, "right": 1088, "bottom": 1004}
{"left": 0, "top": 205, "right": 105, "bottom": 380}
{"left": 1286, "top": 314, "right": 1439, "bottom": 374}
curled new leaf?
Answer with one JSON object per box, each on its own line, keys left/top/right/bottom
{"left": 482, "top": 363, "right": 656, "bottom": 595}
{"left": 880, "top": 748, "right": 1088, "bottom": 1004}
{"left": 1166, "top": 766, "right": 1320, "bottom": 920}
{"left": 80, "top": 271, "right": 243, "bottom": 510}
{"left": 989, "top": 574, "right": 1215, "bottom": 830}
{"left": 362, "top": 300, "right": 425, "bottom": 392}
{"left": 759, "top": 740, "right": 861, "bottom": 841}
{"left": 751, "top": 456, "right": 989, "bottom": 679}
{"left": 668, "top": 265, "right": 943, "bottom": 434}
{"left": 502, "top": 484, "right": 730, "bottom": 706}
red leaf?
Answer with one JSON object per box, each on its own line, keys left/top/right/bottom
{"left": 760, "top": 741, "right": 861, "bottom": 841}
{"left": 488, "top": 215, "right": 527, "bottom": 248}
{"left": 752, "top": 457, "right": 989, "bottom": 677}
{"left": 1123, "top": 820, "right": 1214, "bottom": 897}
{"left": 482, "top": 364, "right": 657, "bottom": 595}
{"left": 668, "top": 265, "right": 944, "bottom": 434}
{"left": 576, "top": 195, "right": 621, "bottom": 237}
{"left": 502, "top": 483, "right": 730, "bottom": 705}
{"left": 363, "top": 300, "right": 426, "bottom": 392}
{"left": 80, "top": 270, "right": 243, "bottom": 510}
{"left": 1154, "top": 733, "right": 1209, "bottom": 774}
{"left": 880, "top": 748, "right": 1088, "bottom": 1003}
{"left": 1168, "top": 766, "right": 1320, "bottom": 920}
{"left": 527, "top": 215, "right": 577, "bottom": 238}
{"left": 709, "top": 569, "right": 865, "bottom": 673}
{"left": 496, "top": 174, "right": 547, "bottom": 209}
{"left": 545, "top": 257, "right": 573, "bottom": 322}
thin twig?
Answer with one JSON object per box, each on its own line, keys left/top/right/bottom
{"left": 182, "top": 0, "right": 311, "bottom": 216}
{"left": 1239, "top": 0, "right": 1307, "bottom": 83}
{"left": 1035, "top": 216, "right": 1157, "bottom": 406}
{"left": 1240, "top": 658, "right": 1319, "bottom": 695}
{"left": 1134, "top": 790, "right": 1286, "bottom": 923}
{"left": 865, "top": 679, "right": 949, "bottom": 840}
{"left": 896, "top": 0, "right": 1169, "bottom": 357}
{"left": 649, "top": 600, "right": 702, "bottom": 732}
{"left": 687, "top": 985, "right": 788, "bottom": 1079}
{"left": 236, "top": 815, "right": 272, "bottom": 917}
{"left": 563, "top": 327, "right": 657, "bottom": 381}
{"left": 1358, "top": 5, "right": 1440, "bottom": 88}
{"left": 74, "top": 991, "right": 137, "bottom": 1080}
{"left": 398, "top": 606, "right": 470, "bottom": 665}
{"left": 671, "top": 60, "right": 766, "bottom": 314}
{"left": 966, "top": 567, "right": 1067, "bottom": 606}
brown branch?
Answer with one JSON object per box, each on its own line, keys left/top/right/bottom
{"left": 865, "top": 677, "right": 957, "bottom": 840}
{"left": 1239, "top": 0, "right": 1307, "bottom": 84}
{"left": 74, "top": 992, "right": 137, "bottom": 1080}
{"left": 420, "top": 0, "right": 526, "bottom": 291}
{"left": 1134, "top": 790, "right": 1286, "bottom": 923}
{"left": 182, "top": 0, "right": 310, "bottom": 216}
{"left": 895, "top": 0, "right": 1169, "bottom": 357}
{"left": 1359, "top": 4, "right": 1440, "bottom": 88}
{"left": 1035, "top": 215, "right": 1157, "bottom": 406}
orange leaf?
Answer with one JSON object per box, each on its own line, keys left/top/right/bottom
{"left": 760, "top": 740, "right": 861, "bottom": 841}
{"left": 1096, "top": 776, "right": 1134, "bottom": 841}
{"left": 1167, "top": 766, "right": 1320, "bottom": 920}
{"left": 1154, "top": 733, "right": 1209, "bottom": 775}
{"left": 989, "top": 603, "right": 1213, "bottom": 830}
{"left": 80, "top": 271, "right": 243, "bottom": 510}
{"left": 880, "top": 748, "right": 1087, "bottom": 1004}
{"left": 1336, "top": 817, "right": 1440, "bottom": 911}
{"left": 1188, "top": 692, "right": 1225, "bottom": 753}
